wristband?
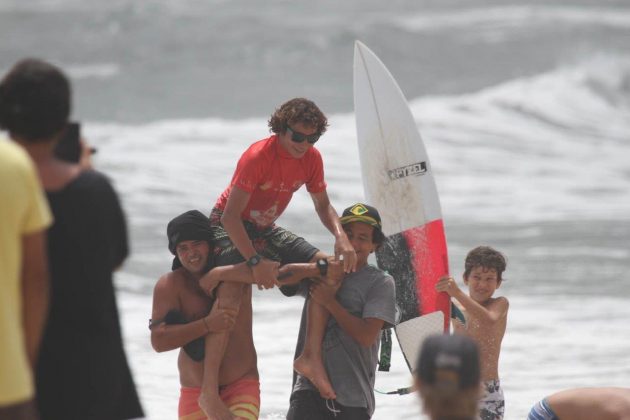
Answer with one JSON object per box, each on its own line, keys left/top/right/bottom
{"left": 316, "top": 258, "right": 328, "bottom": 277}
{"left": 246, "top": 254, "right": 262, "bottom": 268}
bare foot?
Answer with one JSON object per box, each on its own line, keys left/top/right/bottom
{"left": 198, "top": 392, "right": 234, "bottom": 420}
{"left": 294, "top": 354, "right": 337, "bottom": 399}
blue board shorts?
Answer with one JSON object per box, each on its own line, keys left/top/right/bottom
{"left": 527, "top": 398, "right": 559, "bottom": 420}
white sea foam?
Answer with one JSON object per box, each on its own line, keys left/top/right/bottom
{"left": 65, "top": 63, "right": 120, "bottom": 79}
{"left": 394, "top": 5, "right": 630, "bottom": 33}
{"left": 77, "top": 55, "right": 630, "bottom": 420}
{"left": 118, "top": 276, "right": 630, "bottom": 420}
{"left": 86, "top": 55, "right": 630, "bottom": 232}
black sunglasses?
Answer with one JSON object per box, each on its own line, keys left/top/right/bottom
{"left": 286, "top": 126, "right": 321, "bottom": 144}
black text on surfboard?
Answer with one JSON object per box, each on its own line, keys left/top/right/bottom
{"left": 387, "top": 161, "right": 427, "bottom": 181}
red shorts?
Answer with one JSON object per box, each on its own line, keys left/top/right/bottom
{"left": 178, "top": 378, "right": 260, "bottom": 420}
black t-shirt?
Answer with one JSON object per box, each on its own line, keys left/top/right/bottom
{"left": 36, "top": 170, "right": 143, "bottom": 420}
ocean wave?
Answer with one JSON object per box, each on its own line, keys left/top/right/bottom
{"left": 394, "top": 5, "right": 630, "bottom": 33}
{"left": 65, "top": 63, "right": 120, "bottom": 79}
{"left": 84, "top": 56, "right": 630, "bottom": 227}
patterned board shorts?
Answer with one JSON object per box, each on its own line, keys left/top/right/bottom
{"left": 479, "top": 379, "right": 505, "bottom": 420}
{"left": 209, "top": 208, "right": 319, "bottom": 266}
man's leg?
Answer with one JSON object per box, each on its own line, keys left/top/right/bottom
{"left": 198, "top": 282, "right": 245, "bottom": 420}
{"left": 219, "top": 378, "right": 260, "bottom": 420}
{"left": 286, "top": 390, "right": 330, "bottom": 420}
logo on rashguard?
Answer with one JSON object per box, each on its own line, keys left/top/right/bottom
{"left": 387, "top": 161, "right": 427, "bottom": 181}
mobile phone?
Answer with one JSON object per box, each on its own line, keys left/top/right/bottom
{"left": 54, "top": 122, "right": 81, "bottom": 163}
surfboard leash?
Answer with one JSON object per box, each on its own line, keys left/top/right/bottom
{"left": 375, "top": 386, "right": 414, "bottom": 395}
{"left": 378, "top": 328, "right": 392, "bottom": 372}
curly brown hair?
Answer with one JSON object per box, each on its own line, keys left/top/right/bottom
{"left": 464, "top": 246, "right": 507, "bottom": 282}
{"left": 268, "top": 98, "right": 328, "bottom": 135}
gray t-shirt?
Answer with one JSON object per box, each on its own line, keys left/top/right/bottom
{"left": 292, "top": 265, "right": 396, "bottom": 416}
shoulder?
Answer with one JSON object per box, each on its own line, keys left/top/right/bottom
{"left": 0, "top": 139, "right": 31, "bottom": 166}
{"left": 492, "top": 296, "right": 509, "bottom": 307}
{"left": 71, "top": 170, "right": 122, "bottom": 203}
{"left": 240, "top": 135, "right": 276, "bottom": 161}
{"left": 304, "top": 146, "right": 323, "bottom": 164}
{"left": 75, "top": 169, "right": 113, "bottom": 189}
{"left": 365, "top": 265, "right": 393, "bottom": 281}
{"left": 488, "top": 296, "right": 509, "bottom": 314}
{"left": 361, "top": 265, "right": 395, "bottom": 291}
{"left": 0, "top": 140, "right": 37, "bottom": 180}
{"left": 154, "top": 270, "right": 185, "bottom": 295}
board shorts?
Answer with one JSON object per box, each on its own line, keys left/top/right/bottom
{"left": 209, "top": 208, "right": 319, "bottom": 266}
{"left": 178, "top": 378, "right": 260, "bottom": 420}
{"left": 479, "top": 379, "right": 505, "bottom": 420}
{"left": 527, "top": 398, "right": 559, "bottom": 420}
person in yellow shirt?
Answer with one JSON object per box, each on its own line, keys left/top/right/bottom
{"left": 0, "top": 139, "right": 52, "bottom": 419}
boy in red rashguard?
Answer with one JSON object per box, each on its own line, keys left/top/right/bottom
{"left": 198, "top": 98, "right": 357, "bottom": 419}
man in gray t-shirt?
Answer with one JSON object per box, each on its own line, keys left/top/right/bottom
{"left": 284, "top": 203, "right": 396, "bottom": 420}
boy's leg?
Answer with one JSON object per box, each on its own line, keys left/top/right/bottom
{"left": 293, "top": 298, "right": 336, "bottom": 399}
{"left": 198, "top": 282, "right": 245, "bottom": 420}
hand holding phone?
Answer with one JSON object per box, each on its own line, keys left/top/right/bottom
{"left": 54, "top": 122, "right": 97, "bottom": 166}
{"left": 54, "top": 122, "right": 81, "bottom": 163}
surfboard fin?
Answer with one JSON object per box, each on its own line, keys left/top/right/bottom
{"left": 450, "top": 302, "right": 466, "bottom": 327}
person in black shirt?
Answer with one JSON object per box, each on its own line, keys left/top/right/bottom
{"left": 0, "top": 58, "right": 143, "bottom": 420}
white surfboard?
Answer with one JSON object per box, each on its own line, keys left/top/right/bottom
{"left": 353, "top": 41, "right": 450, "bottom": 370}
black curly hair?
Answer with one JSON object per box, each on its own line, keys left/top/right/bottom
{"left": 0, "top": 58, "right": 71, "bottom": 142}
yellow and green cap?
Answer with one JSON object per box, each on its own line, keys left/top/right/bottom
{"left": 340, "top": 203, "right": 382, "bottom": 232}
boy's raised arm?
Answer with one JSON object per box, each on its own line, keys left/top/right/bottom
{"left": 436, "top": 276, "right": 509, "bottom": 324}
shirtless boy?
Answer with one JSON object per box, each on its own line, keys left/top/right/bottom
{"left": 528, "top": 387, "right": 630, "bottom": 420}
{"left": 435, "top": 246, "right": 509, "bottom": 420}
{"left": 151, "top": 210, "right": 277, "bottom": 420}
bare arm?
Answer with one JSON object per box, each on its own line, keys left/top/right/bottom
{"left": 150, "top": 276, "right": 236, "bottom": 352}
{"left": 310, "top": 281, "right": 384, "bottom": 347}
{"left": 221, "top": 186, "right": 277, "bottom": 289}
{"left": 310, "top": 190, "right": 357, "bottom": 272}
{"left": 436, "top": 276, "right": 509, "bottom": 324}
{"left": 221, "top": 186, "right": 257, "bottom": 260}
{"left": 21, "top": 230, "right": 50, "bottom": 367}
